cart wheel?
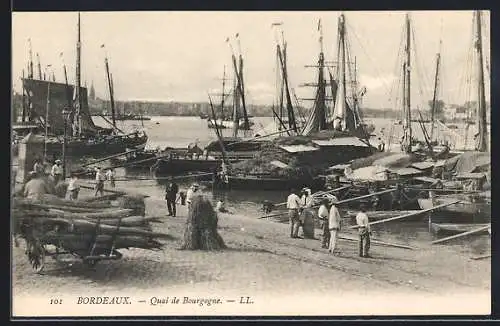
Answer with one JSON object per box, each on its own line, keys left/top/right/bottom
{"left": 27, "top": 240, "right": 45, "bottom": 274}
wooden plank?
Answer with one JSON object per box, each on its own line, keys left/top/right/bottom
{"left": 431, "top": 225, "right": 490, "bottom": 244}
{"left": 338, "top": 234, "right": 416, "bottom": 250}
{"left": 348, "top": 200, "right": 461, "bottom": 229}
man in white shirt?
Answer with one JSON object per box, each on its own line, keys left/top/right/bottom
{"left": 356, "top": 202, "right": 371, "bottom": 258}
{"left": 286, "top": 188, "right": 302, "bottom": 238}
{"left": 51, "top": 159, "right": 63, "bottom": 184}
{"left": 67, "top": 174, "right": 80, "bottom": 200}
{"left": 106, "top": 168, "right": 116, "bottom": 188}
{"left": 185, "top": 183, "right": 199, "bottom": 210}
{"left": 94, "top": 167, "right": 106, "bottom": 197}
{"left": 328, "top": 197, "right": 342, "bottom": 254}
{"left": 318, "top": 198, "right": 330, "bottom": 249}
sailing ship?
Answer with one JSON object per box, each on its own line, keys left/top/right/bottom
{"left": 15, "top": 13, "right": 148, "bottom": 159}
{"left": 207, "top": 35, "right": 254, "bottom": 131}
{"left": 418, "top": 11, "right": 491, "bottom": 223}
{"left": 213, "top": 15, "right": 377, "bottom": 191}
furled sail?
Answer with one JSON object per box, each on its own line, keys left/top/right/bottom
{"left": 22, "top": 78, "right": 98, "bottom": 135}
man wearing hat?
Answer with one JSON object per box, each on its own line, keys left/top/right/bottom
{"left": 51, "top": 159, "right": 63, "bottom": 184}
{"left": 328, "top": 196, "right": 342, "bottom": 254}
{"left": 185, "top": 183, "right": 199, "bottom": 211}
{"left": 356, "top": 202, "right": 371, "bottom": 258}
{"left": 286, "top": 188, "right": 302, "bottom": 238}
{"left": 318, "top": 198, "right": 330, "bottom": 249}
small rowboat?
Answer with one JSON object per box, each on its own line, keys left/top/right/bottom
{"left": 430, "top": 223, "right": 490, "bottom": 236}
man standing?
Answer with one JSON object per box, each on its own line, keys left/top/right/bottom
{"left": 165, "top": 177, "right": 179, "bottom": 217}
{"left": 23, "top": 171, "right": 51, "bottom": 200}
{"left": 318, "top": 198, "right": 330, "bottom": 249}
{"left": 67, "top": 173, "right": 80, "bottom": 200}
{"left": 106, "top": 168, "right": 116, "bottom": 188}
{"left": 286, "top": 188, "right": 301, "bottom": 238}
{"left": 356, "top": 202, "right": 371, "bottom": 258}
{"left": 300, "top": 188, "right": 315, "bottom": 239}
{"left": 51, "top": 159, "right": 63, "bottom": 184}
{"left": 328, "top": 196, "right": 342, "bottom": 254}
{"left": 94, "top": 167, "right": 106, "bottom": 197}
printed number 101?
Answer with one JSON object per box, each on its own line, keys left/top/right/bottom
{"left": 50, "top": 299, "right": 63, "bottom": 304}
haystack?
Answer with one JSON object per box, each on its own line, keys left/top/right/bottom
{"left": 180, "top": 195, "right": 226, "bottom": 250}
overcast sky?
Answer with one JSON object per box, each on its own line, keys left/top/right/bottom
{"left": 12, "top": 11, "right": 490, "bottom": 109}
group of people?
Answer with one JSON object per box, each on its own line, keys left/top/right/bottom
{"left": 287, "top": 187, "right": 372, "bottom": 258}
{"left": 164, "top": 179, "right": 231, "bottom": 217}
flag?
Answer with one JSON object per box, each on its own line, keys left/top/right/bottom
{"left": 59, "top": 52, "right": 64, "bottom": 57}
{"left": 225, "top": 37, "right": 230, "bottom": 42}
{"left": 317, "top": 18, "right": 322, "bottom": 31}
{"left": 100, "top": 44, "right": 105, "bottom": 48}
{"left": 235, "top": 33, "right": 239, "bottom": 38}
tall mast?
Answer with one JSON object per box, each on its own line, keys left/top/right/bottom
{"left": 238, "top": 54, "right": 249, "bottom": 130}
{"left": 220, "top": 65, "right": 226, "bottom": 120}
{"left": 28, "top": 39, "right": 34, "bottom": 79}
{"left": 430, "top": 40, "right": 442, "bottom": 141}
{"left": 279, "top": 42, "right": 297, "bottom": 133}
{"left": 317, "top": 19, "right": 327, "bottom": 130}
{"left": 475, "top": 11, "right": 488, "bottom": 152}
{"left": 403, "top": 13, "right": 412, "bottom": 154}
{"left": 74, "top": 12, "right": 82, "bottom": 136}
{"left": 21, "top": 70, "right": 26, "bottom": 122}
{"left": 104, "top": 53, "right": 116, "bottom": 128}
{"left": 333, "top": 13, "right": 347, "bottom": 131}
{"left": 36, "top": 53, "right": 42, "bottom": 80}
{"left": 232, "top": 67, "right": 239, "bottom": 138}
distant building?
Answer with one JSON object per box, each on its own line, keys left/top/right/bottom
{"left": 444, "top": 104, "right": 469, "bottom": 121}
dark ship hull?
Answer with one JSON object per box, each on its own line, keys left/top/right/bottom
{"left": 21, "top": 78, "right": 148, "bottom": 157}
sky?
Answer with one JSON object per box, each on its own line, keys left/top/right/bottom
{"left": 12, "top": 11, "right": 490, "bottom": 110}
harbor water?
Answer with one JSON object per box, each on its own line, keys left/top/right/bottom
{"left": 87, "top": 116, "right": 491, "bottom": 256}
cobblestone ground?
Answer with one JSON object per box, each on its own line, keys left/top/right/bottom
{"left": 12, "top": 187, "right": 490, "bottom": 313}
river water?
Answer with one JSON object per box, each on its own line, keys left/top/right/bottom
{"left": 90, "top": 115, "right": 490, "bottom": 255}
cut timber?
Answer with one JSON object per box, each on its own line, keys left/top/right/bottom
{"left": 431, "top": 225, "right": 490, "bottom": 244}
{"left": 343, "top": 210, "right": 420, "bottom": 221}
{"left": 338, "top": 234, "right": 416, "bottom": 250}
{"left": 31, "top": 217, "right": 172, "bottom": 238}
{"left": 79, "top": 149, "right": 141, "bottom": 167}
{"left": 32, "top": 194, "right": 112, "bottom": 209}
{"left": 348, "top": 200, "right": 461, "bottom": 229}
{"left": 79, "top": 183, "right": 149, "bottom": 198}
{"left": 13, "top": 208, "right": 134, "bottom": 220}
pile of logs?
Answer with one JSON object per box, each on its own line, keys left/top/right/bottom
{"left": 12, "top": 194, "right": 173, "bottom": 256}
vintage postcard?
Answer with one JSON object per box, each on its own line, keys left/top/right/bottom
{"left": 11, "top": 10, "right": 491, "bottom": 317}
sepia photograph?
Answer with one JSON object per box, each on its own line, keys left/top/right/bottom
{"left": 11, "top": 10, "right": 491, "bottom": 317}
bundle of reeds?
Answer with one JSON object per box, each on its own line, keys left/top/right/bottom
{"left": 12, "top": 194, "right": 172, "bottom": 254}
{"left": 180, "top": 195, "right": 226, "bottom": 250}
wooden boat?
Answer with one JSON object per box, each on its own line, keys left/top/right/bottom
{"left": 215, "top": 174, "right": 326, "bottom": 191}
{"left": 418, "top": 196, "right": 491, "bottom": 223}
{"left": 430, "top": 223, "right": 490, "bottom": 236}
{"left": 19, "top": 14, "right": 148, "bottom": 159}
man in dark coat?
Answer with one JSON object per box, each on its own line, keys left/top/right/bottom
{"left": 165, "top": 177, "right": 179, "bottom": 217}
